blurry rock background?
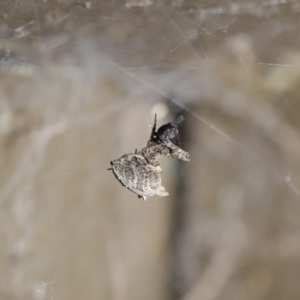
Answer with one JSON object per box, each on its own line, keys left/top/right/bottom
{"left": 1, "top": 0, "right": 300, "bottom": 299}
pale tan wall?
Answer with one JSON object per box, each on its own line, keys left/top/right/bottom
{"left": 1, "top": 1, "right": 300, "bottom": 300}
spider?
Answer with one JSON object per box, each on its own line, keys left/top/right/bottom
{"left": 149, "top": 114, "right": 185, "bottom": 147}
{"left": 109, "top": 114, "right": 190, "bottom": 200}
{"left": 142, "top": 114, "right": 190, "bottom": 164}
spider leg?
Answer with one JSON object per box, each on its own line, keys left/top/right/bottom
{"left": 148, "top": 113, "right": 157, "bottom": 145}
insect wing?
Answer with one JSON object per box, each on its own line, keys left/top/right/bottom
{"left": 111, "top": 153, "right": 168, "bottom": 199}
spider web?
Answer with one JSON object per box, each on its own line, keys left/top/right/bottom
{"left": 1, "top": 0, "right": 300, "bottom": 300}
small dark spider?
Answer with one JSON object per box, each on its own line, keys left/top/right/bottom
{"left": 149, "top": 114, "right": 185, "bottom": 147}
{"left": 109, "top": 114, "right": 190, "bottom": 200}
{"left": 143, "top": 114, "right": 190, "bottom": 163}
